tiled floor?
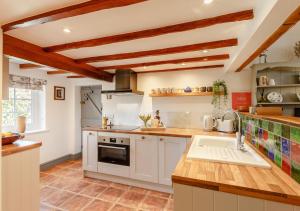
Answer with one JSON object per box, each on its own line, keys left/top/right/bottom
{"left": 40, "top": 159, "right": 174, "bottom": 211}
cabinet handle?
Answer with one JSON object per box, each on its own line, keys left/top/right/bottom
{"left": 89, "top": 132, "right": 93, "bottom": 135}
{"left": 160, "top": 138, "right": 163, "bottom": 141}
{"left": 141, "top": 136, "right": 145, "bottom": 140}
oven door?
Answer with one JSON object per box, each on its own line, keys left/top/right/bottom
{"left": 98, "top": 143, "right": 130, "bottom": 166}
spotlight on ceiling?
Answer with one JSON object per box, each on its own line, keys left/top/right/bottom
{"left": 63, "top": 28, "right": 71, "bottom": 33}
{"left": 204, "top": 0, "right": 213, "bottom": 5}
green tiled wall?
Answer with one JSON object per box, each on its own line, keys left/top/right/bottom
{"left": 241, "top": 114, "right": 300, "bottom": 184}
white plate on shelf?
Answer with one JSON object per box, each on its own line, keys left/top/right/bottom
{"left": 267, "top": 92, "right": 283, "bottom": 103}
{"left": 297, "top": 93, "right": 300, "bottom": 101}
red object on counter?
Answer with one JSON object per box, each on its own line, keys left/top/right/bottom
{"left": 232, "top": 92, "right": 251, "bottom": 110}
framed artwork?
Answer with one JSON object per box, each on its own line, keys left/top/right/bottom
{"left": 54, "top": 86, "right": 65, "bottom": 100}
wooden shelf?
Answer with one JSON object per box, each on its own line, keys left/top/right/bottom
{"left": 257, "top": 102, "right": 300, "bottom": 105}
{"left": 150, "top": 92, "right": 213, "bottom": 97}
{"left": 257, "top": 84, "right": 300, "bottom": 88}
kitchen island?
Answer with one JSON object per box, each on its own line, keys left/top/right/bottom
{"left": 2, "top": 140, "right": 42, "bottom": 211}
{"left": 172, "top": 117, "right": 300, "bottom": 211}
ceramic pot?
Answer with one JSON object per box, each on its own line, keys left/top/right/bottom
{"left": 17, "top": 116, "right": 26, "bottom": 133}
{"left": 200, "top": 87, "right": 207, "bottom": 92}
{"left": 207, "top": 86, "right": 213, "bottom": 92}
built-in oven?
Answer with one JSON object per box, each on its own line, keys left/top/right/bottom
{"left": 98, "top": 136, "right": 130, "bottom": 166}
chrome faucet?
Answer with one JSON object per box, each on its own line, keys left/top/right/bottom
{"left": 221, "top": 110, "right": 246, "bottom": 151}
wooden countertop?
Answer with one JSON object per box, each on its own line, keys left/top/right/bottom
{"left": 241, "top": 112, "right": 300, "bottom": 127}
{"left": 83, "top": 127, "right": 233, "bottom": 138}
{"left": 2, "top": 140, "right": 42, "bottom": 156}
{"left": 172, "top": 135, "right": 300, "bottom": 206}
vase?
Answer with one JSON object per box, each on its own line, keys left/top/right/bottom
{"left": 17, "top": 116, "right": 26, "bottom": 134}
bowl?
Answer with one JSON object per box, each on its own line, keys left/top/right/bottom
{"left": 2, "top": 134, "right": 20, "bottom": 145}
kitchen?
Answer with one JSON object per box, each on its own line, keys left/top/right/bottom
{"left": 1, "top": 0, "right": 300, "bottom": 211}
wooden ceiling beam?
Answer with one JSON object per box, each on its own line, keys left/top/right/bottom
{"left": 44, "top": 10, "right": 253, "bottom": 52}
{"left": 236, "top": 6, "right": 300, "bottom": 72}
{"left": 67, "top": 76, "right": 87, "bottom": 78}
{"left": 97, "top": 54, "right": 229, "bottom": 70}
{"left": 20, "top": 64, "right": 44, "bottom": 69}
{"left": 1, "top": 0, "right": 146, "bottom": 32}
{"left": 3, "top": 35, "right": 113, "bottom": 81}
{"left": 76, "top": 39, "right": 238, "bottom": 63}
{"left": 136, "top": 65, "right": 224, "bottom": 74}
{"left": 47, "top": 70, "right": 68, "bottom": 75}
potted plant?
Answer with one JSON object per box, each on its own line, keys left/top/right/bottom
{"left": 211, "top": 80, "right": 228, "bottom": 115}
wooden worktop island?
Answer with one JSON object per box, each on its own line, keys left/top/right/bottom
{"left": 172, "top": 137, "right": 300, "bottom": 211}
{"left": 2, "top": 140, "right": 42, "bottom": 211}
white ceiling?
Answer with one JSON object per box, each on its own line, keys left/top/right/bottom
{"left": 1, "top": 0, "right": 299, "bottom": 76}
{"left": 0, "top": 0, "right": 88, "bottom": 25}
{"left": 263, "top": 22, "right": 300, "bottom": 63}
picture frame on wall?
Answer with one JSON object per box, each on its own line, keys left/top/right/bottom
{"left": 54, "top": 86, "right": 65, "bottom": 100}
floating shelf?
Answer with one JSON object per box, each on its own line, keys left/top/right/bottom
{"left": 257, "top": 84, "right": 300, "bottom": 88}
{"left": 150, "top": 92, "right": 214, "bottom": 97}
{"left": 257, "top": 102, "right": 300, "bottom": 105}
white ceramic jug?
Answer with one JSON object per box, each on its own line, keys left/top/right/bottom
{"left": 203, "top": 115, "right": 216, "bottom": 131}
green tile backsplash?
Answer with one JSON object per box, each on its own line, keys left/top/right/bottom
{"left": 291, "top": 127, "right": 300, "bottom": 144}
{"left": 241, "top": 114, "right": 300, "bottom": 184}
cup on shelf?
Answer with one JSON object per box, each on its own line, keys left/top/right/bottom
{"left": 200, "top": 87, "right": 207, "bottom": 92}
{"left": 268, "top": 79, "right": 275, "bottom": 86}
{"left": 206, "top": 86, "right": 213, "bottom": 92}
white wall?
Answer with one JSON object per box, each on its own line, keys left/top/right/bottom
{"left": 69, "top": 68, "right": 251, "bottom": 156}
{"left": 138, "top": 69, "right": 251, "bottom": 128}
{"left": 8, "top": 63, "right": 75, "bottom": 164}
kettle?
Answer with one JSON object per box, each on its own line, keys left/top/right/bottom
{"left": 216, "top": 119, "right": 235, "bottom": 133}
{"left": 203, "top": 115, "right": 216, "bottom": 131}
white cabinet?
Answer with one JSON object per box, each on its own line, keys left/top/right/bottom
{"left": 158, "top": 136, "right": 186, "bottom": 185}
{"left": 174, "top": 183, "right": 300, "bottom": 211}
{"left": 2, "top": 148, "right": 40, "bottom": 211}
{"left": 82, "top": 131, "right": 98, "bottom": 172}
{"left": 130, "top": 135, "right": 159, "bottom": 183}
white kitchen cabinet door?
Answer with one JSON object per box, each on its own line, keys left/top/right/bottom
{"left": 130, "top": 135, "right": 159, "bottom": 183}
{"left": 158, "top": 136, "right": 186, "bottom": 185}
{"left": 82, "top": 131, "right": 98, "bottom": 172}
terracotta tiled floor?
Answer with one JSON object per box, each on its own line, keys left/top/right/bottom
{"left": 40, "top": 159, "right": 174, "bottom": 211}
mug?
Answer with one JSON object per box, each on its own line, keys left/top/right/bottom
{"left": 206, "top": 86, "right": 213, "bottom": 92}
{"left": 200, "top": 87, "right": 207, "bottom": 92}
{"left": 268, "top": 79, "right": 275, "bottom": 86}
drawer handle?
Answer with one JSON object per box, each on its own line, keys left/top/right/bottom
{"left": 141, "top": 136, "right": 145, "bottom": 140}
{"left": 160, "top": 138, "right": 163, "bottom": 141}
{"left": 89, "top": 132, "right": 93, "bottom": 135}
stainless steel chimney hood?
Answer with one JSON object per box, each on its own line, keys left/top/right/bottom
{"left": 101, "top": 70, "right": 144, "bottom": 95}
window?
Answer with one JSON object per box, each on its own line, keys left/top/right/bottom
{"left": 2, "top": 87, "right": 46, "bottom": 132}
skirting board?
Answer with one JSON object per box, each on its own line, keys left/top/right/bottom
{"left": 40, "top": 152, "right": 82, "bottom": 171}
{"left": 85, "top": 171, "right": 173, "bottom": 194}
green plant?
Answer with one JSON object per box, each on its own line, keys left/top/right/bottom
{"left": 211, "top": 80, "right": 228, "bottom": 110}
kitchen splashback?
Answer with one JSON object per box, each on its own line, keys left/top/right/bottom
{"left": 241, "top": 114, "right": 300, "bottom": 184}
{"left": 159, "top": 111, "right": 206, "bottom": 129}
